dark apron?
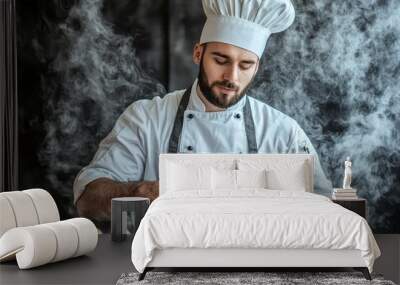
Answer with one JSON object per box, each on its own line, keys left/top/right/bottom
{"left": 167, "top": 87, "right": 258, "bottom": 153}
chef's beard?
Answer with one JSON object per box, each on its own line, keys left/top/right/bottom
{"left": 197, "top": 53, "right": 255, "bottom": 109}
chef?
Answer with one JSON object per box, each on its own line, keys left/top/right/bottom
{"left": 73, "top": 0, "right": 333, "bottom": 222}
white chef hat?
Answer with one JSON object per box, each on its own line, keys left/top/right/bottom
{"left": 200, "top": 0, "right": 295, "bottom": 58}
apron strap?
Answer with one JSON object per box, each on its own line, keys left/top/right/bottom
{"left": 167, "top": 87, "right": 191, "bottom": 153}
{"left": 243, "top": 97, "right": 258, "bottom": 153}
{"left": 167, "top": 86, "right": 258, "bottom": 153}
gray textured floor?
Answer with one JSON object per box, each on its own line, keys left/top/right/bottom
{"left": 117, "top": 271, "right": 395, "bottom": 285}
{"left": 1, "top": 234, "right": 397, "bottom": 284}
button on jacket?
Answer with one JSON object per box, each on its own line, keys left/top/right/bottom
{"left": 73, "top": 79, "right": 332, "bottom": 203}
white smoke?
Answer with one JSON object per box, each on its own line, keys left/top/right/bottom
{"left": 38, "top": 0, "right": 165, "bottom": 216}
{"left": 252, "top": 0, "right": 400, "bottom": 232}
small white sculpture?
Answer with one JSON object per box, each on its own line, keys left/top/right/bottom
{"left": 342, "top": 156, "right": 352, "bottom": 189}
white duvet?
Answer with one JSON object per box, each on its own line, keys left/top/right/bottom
{"left": 131, "top": 190, "right": 380, "bottom": 273}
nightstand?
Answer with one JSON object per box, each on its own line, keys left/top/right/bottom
{"left": 331, "top": 198, "right": 367, "bottom": 219}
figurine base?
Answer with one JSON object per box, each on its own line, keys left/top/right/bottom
{"left": 333, "top": 188, "right": 357, "bottom": 192}
{"left": 332, "top": 188, "right": 358, "bottom": 200}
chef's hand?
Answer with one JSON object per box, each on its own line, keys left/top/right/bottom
{"left": 132, "top": 180, "right": 159, "bottom": 202}
{"left": 77, "top": 178, "right": 159, "bottom": 220}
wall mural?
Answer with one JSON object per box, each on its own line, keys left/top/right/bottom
{"left": 17, "top": 0, "right": 399, "bottom": 233}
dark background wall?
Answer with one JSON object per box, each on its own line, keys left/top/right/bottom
{"left": 16, "top": 0, "right": 400, "bottom": 233}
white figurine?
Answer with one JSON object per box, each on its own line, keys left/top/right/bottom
{"left": 342, "top": 156, "right": 352, "bottom": 189}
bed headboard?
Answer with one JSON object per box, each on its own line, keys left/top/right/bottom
{"left": 159, "top": 153, "right": 314, "bottom": 195}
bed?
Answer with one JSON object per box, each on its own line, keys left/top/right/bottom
{"left": 131, "top": 153, "right": 381, "bottom": 281}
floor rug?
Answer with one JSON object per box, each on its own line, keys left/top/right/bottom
{"left": 116, "top": 271, "right": 396, "bottom": 285}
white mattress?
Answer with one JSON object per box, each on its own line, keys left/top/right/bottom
{"left": 131, "top": 190, "right": 381, "bottom": 273}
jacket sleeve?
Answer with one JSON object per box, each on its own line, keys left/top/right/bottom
{"left": 72, "top": 101, "right": 147, "bottom": 204}
{"left": 287, "top": 123, "right": 333, "bottom": 197}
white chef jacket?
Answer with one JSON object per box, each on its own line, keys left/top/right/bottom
{"left": 73, "top": 79, "right": 332, "bottom": 203}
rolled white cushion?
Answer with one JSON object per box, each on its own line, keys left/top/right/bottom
{"left": 0, "top": 191, "right": 39, "bottom": 227}
{"left": 0, "top": 226, "right": 57, "bottom": 269}
{"left": 0, "top": 196, "right": 17, "bottom": 237}
{"left": 23, "top": 189, "right": 59, "bottom": 223}
{"left": 0, "top": 218, "right": 98, "bottom": 269}
{"left": 0, "top": 189, "right": 60, "bottom": 239}
{"left": 64, "top": 218, "right": 98, "bottom": 257}
{"left": 42, "top": 221, "right": 79, "bottom": 262}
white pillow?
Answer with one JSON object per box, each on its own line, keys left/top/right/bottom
{"left": 167, "top": 162, "right": 212, "bottom": 191}
{"left": 212, "top": 168, "right": 236, "bottom": 190}
{"left": 212, "top": 168, "right": 268, "bottom": 190}
{"left": 266, "top": 167, "right": 307, "bottom": 191}
{"left": 238, "top": 159, "right": 310, "bottom": 192}
{"left": 236, "top": 169, "right": 268, "bottom": 188}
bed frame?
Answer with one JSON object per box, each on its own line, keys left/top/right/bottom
{"left": 138, "top": 154, "right": 372, "bottom": 281}
{"left": 139, "top": 248, "right": 371, "bottom": 280}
